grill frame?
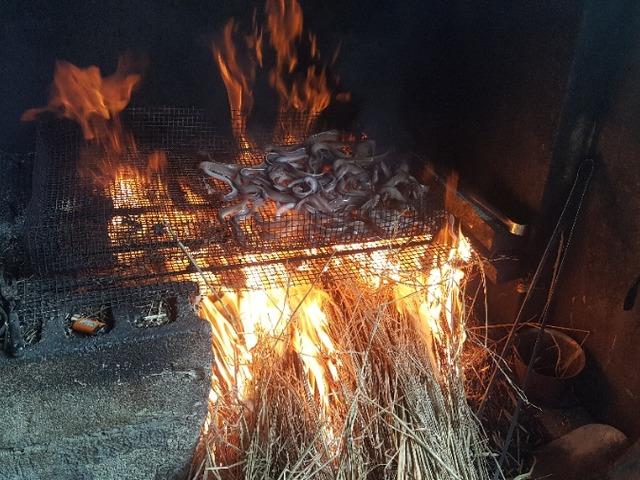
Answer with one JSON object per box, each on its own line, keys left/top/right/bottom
{"left": 21, "top": 106, "right": 447, "bottom": 334}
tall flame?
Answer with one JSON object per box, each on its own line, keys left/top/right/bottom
{"left": 200, "top": 294, "right": 253, "bottom": 400}
{"left": 213, "top": 0, "right": 342, "bottom": 148}
{"left": 289, "top": 287, "right": 340, "bottom": 412}
{"left": 394, "top": 230, "right": 472, "bottom": 374}
{"left": 214, "top": 20, "right": 259, "bottom": 148}
{"left": 265, "top": 0, "right": 331, "bottom": 134}
{"left": 22, "top": 56, "right": 173, "bottom": 192}
{"left": 265, "top": 0, "right": 303, "bottom": 75}
{"left": 197, "top": 284, "right": 339, "bottom": 414}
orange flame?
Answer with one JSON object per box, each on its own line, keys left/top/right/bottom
{"left": 394, "top": 231, "right": 472, "bottom": 374}
{"left": 22, "top": 56, "right": 141, "bottom": 153}
{"left": 214, "top": 20, "right": 258, "bottom": 139}
{"left": 196, "top": 285, "right": 339, "bottom": 413}
{"left": 289, "top": 287, "right": 340, "bottom": 412}
{"left": 213, "top": 0, "right": 344, "bottom": 148}
{"left": 266, "top": 0, "right": 303, "bottom": 74}
{"left": 265, "top": 0, "right": 331, "bottom": 117}
{"left": 22, "top": 55, "right": 159, "bottom": 189}
{"left": 249, "top": 9, "right": 264, "bottom": 68}
{"left": 106, "top": 151, "right": 167, "bottom": 208}
{"left": 200, "top": 294, "right": 253, "bottom": 400}
{"left": 146, "top": 150, "right": 167, "bottom": 175}
{"left": 193, "top": 231, "right": 472, "bottom": 426}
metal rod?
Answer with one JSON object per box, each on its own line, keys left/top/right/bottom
{"left": 490, "top": 158, "right": 594, "bottom": 477}
{"left": 478, "top": 159, "right": 594, "bottom": 417}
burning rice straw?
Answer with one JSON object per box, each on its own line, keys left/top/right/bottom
{"left": 190, "top": 230, "right": 499, "bottom": 479}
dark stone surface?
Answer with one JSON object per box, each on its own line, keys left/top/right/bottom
{"left": 533, "top": 405, "right": 594, "bottom": 442}
{"left": 0, "top": 151, "right": 31, "bottom": 271}
{"left": 0, "top": 299, "right": 212, "bottom": 480}
{"left": 533, "top": 424, "right": 629, "bottom": 480}
{"left": 607, "top": 439, "right": 640, "bottom": 480}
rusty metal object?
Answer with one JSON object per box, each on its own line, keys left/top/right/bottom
{"left": 70, "top": 315, "right": 108, "bottom": 335}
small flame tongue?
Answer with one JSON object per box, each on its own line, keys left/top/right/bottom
{"left": 214, "top": 20, "right": 258, "bottom": 138}
{"left": 22, "top": 56, "right": 141, "bottom": 153}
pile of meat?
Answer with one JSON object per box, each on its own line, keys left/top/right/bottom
{"left": 199, "top": 131, "right": 428, "bottom": 231}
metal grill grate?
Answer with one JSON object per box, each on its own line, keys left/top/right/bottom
{"left": 21, "top": 107, "right": 446, "bottom": 326}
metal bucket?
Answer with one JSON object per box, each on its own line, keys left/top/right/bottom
{"left": 513, "top": 327, "right": 586, "bottom": 407}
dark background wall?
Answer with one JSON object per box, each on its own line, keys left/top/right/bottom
{"left": 444, "top": 2, "right": 582, "bottom": 221}
{"left": 0, "top": 0, "right": 245, "bottom": 151}
{"left": 2, "top": 0, "right": 640, "bottom": 441}
{"left": 0, "top": 0, "right": 451, "bottom": 151}
{"left": 552, "top": 4, "right": 640, "bottom": 438}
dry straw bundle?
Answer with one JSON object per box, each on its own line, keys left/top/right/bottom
{"left": 191, "top": 237, "right": 498, "bottom": 480}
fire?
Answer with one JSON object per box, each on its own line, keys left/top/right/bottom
{"left": 105, "top": 151, "right": 167, "bottom": 209}
{"left": 264, "top": 0, "right": 331, "bottom": 117}
{"left": 265, "top": 0, "right": 303, "bottom": 74}
{"left": 394, "top": 230, "right": 473, "bottom": 373}
{"left": 200, "top": 294, "right": 253, "bottom": 399}
{"left": 289, "top": 287, "right": 340, "bottom": 411}
{"left": 21, "top": 55, "right": 169, "bottom": 192}
{"left": 214, "top": 20, "right": 260, "bottom": 155}
{"left": 215, "top": 21, "right": 256, "bottom": 122}
{"left": 194, "top": 228, "right": 473, "bottom": 439}
{"left": 21, "top": 60, "right": 186, "bottom": 275}
{"left": 197, "top": 263, "right": 340, "bottom": 413}
{"left": 146, "top": 150, "right": 167, "bottom": 175}
{"left": 235, "top": 276, "right": 290, "bottom": 355}
{"left": 213, "top": 0, "right": 344, "bottom": 150}
{"left": 24, "top": 15, "right": 475, "bottom": 468}
{"left": 22, "top": 56, "right": 140, "bottom": 154}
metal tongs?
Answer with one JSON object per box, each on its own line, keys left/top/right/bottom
{"left": 0, "top": 271, "right": 24, "bottom": 358}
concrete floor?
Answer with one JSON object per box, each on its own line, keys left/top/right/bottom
{"left": 0, "top": 299, "right": 212, "bottom": 480}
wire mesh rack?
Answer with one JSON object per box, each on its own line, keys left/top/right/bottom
{"left": 21, "top": 107, "right": 446, "bottom": 326}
